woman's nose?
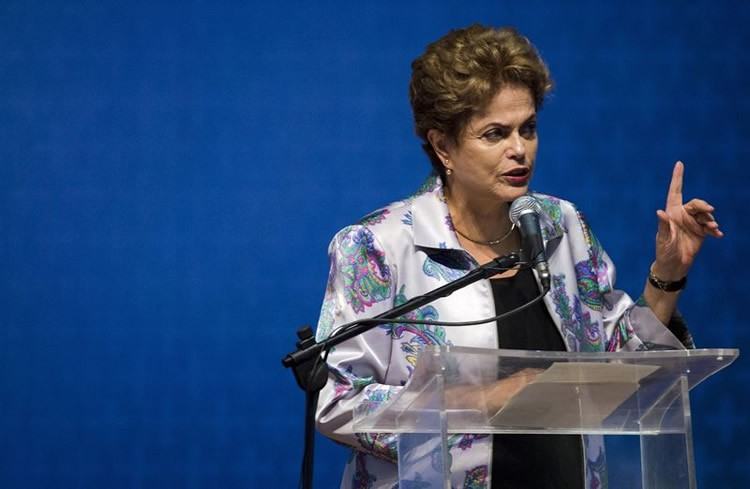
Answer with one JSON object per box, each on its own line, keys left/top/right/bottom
{"left": 506, "top": 132, "right": 526, "bottom": 160}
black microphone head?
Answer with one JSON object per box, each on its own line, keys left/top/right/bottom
{"left": 509, "top": 195, "right": 542, "bottom": 226}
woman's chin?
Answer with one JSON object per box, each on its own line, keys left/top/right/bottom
{"left": 495, "top": 186, "right": 530, "bottom": 204}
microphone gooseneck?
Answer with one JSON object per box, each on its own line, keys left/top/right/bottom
{"left": 509, "top": 196, "right": 551, "bottom": 292}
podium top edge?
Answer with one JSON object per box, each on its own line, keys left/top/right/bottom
{"left": 424, "top": 345, "right": 740, "bottom": 360}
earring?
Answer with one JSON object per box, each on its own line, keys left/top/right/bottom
{"left": 446, "top": 168, "right": 453, "bottom": 176}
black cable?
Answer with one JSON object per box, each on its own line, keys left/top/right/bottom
{"left": 312, "top": 279, "right": 548, "bottom": 402}
{"left": 326, "top": 264, "right": 544, "bottom": 341}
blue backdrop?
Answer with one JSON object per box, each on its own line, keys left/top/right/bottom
{"left": 1, "top": 1, "right": 748, "bottom": 487}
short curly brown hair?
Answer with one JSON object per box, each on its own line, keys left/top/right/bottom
{"left": 409, "top": 25, "right": 553, "bottom": 179}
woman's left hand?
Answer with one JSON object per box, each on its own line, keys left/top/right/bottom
{"left": 652, "top": 161, "right": 723, "bottom": 281}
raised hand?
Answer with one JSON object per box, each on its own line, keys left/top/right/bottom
{"left": 653, "top": 161, "right": 723, "bottom": 281}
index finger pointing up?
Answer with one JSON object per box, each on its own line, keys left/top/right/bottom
{"left": 666, "top": 161, "right": 685, "bottom": 208}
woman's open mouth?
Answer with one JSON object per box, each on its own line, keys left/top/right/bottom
{"left": 502, "top": 167, "right": 531, "bottom": 186}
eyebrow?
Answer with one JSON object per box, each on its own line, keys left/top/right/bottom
{"left": 475, "top": 114, "right": 537, "bottom": 133}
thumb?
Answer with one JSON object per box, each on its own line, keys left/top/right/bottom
{"left": 656, "top": 210, "right": 674, "bottom": 243}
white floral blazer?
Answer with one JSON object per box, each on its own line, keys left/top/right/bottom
{"left": 315, "top": 175, "right": 691, "bottom": 489}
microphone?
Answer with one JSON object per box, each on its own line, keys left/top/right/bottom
{"left": 509, "top": 196, "right": 550, "bottom": 292}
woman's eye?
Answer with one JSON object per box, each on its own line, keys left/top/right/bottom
{"left": 521, "top": 122, "right": 537, "bottom": 138}
{"left": 482, "top": 129, "right": 506, "bottom": 141}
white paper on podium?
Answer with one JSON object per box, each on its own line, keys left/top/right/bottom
{"left": 489, "top": 362, "right": 660, "bottom": 429}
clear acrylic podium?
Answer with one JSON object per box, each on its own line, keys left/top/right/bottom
{"left": 353, "top": 346, "right": 739, "bottom": 488}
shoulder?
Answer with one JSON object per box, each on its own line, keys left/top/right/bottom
{"left": 531, "top": 192, "right": 606, "bottom": 267}
{"left": 357, "top": 175, "right": 441, "bottom": 233}
{"left": 530, "top": 191, "right": 602, "bottom": 252}
{"left": 328, "top": 176, "right": 442, "bottom": 255}
{"left": 529, "top": 191, "right": 587, "bottom": 233}
{"left": 530, "top": 191, "right": 585, "bottom": 222}
{"left": 327, "top": 194, "right": 417, "bottom": 259}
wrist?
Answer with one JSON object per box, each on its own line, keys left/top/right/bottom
{"left": 650, "top": 261, "right": 687, "bottom": 283}
{"left": 648, "top": 263, "right": 687, "bottom": 292}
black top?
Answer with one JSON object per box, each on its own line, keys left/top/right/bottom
{"left": 490, "top": 268, "right": 584, "bottom": 489}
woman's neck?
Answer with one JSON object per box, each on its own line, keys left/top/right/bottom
{"left": 445, "top": 187, "right": 513, "bottom": 241}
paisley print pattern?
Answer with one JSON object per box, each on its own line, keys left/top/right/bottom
{"left": 316, "top": 257, "right": 340, "bottom": 341}
{"left": 551, "top": 274, "right": 603, "bottom": 352}
{"left": 534, "top": 193, "right": 565, "bottom": 241}
{"left": 574, "top": 210, "right": 612, "bottom": 311}
{"left": 575, "top": 259, "right": 602, "bottom": 311}
{"left": 358, "top": 385, "right": 394, "bottom": 416}
{"left": 606, "top": 318, "right": 635, "bottom": 352}
{"left": 537, "top": 194, "right": 563, "bottom": 225}
{"left": 414, "top": 173, "right": 440, "bottom": 196}
{"left": 355, "top": 430, "right": 398, "bottom": 463}
{"left": 575, "top": 256, "right": 609, "bottom": 311}
{"left": 387, "top": 285, "right": 447, "bottom": 372}
{"left": 338, "top": 226, "right": 392, "bottom": 313}
{"left": 317, "top": 294, "right": 337, "bottom": 341}
{"left": 333, "top": 364, "right": 375, "bottom": 398}
{"left": 355, "top": 387, "right": 399, "bottom": 462}
{"left": 361, "top": 208, "right": 391, "bottom": 226}
{"left": 422, "top": 255, "right": 466, "bottom": 282}
{"left": 576, "top": 210, "right": 595, "bottom": 249}
{"left": 463, "top": 465, "right": 488, "bottom": 489}
{"left": 447, "top": 434, "right": 489, "bottom": 451}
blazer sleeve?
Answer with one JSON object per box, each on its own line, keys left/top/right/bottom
{"left": 573, "top": 211, "right": 693, "bottom": 351}
{"left": 314, "top": 224, "right": 401, "bottom": 463}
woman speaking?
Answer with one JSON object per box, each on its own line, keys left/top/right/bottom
{"left": 314, "top": 25, "right": 722, "bottom": 489}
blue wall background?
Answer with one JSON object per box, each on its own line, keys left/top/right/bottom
{"left": 1, "top": 1, "right": 748, "bottom": 487}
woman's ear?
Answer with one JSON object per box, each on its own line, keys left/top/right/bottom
{"left": 427, "top": 129, "right": 451, "bottom": 166}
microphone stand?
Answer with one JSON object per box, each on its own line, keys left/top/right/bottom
{"left": 281, "top": 252, "right": 521, "bottom": 489}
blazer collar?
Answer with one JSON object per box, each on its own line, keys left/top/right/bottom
{"left": 410, "top": 175, "right": 565, "bottom": 253}
{"left": 411, "top": 176, "right": 462, "bottom": 251}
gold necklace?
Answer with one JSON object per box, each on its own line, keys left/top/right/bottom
{"left": 454, "top": 223, "right": 516, "bottom": 246}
